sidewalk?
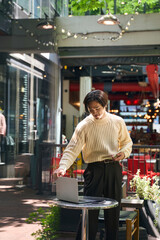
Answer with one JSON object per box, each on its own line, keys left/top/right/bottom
{"left": 0, "top": 178, "right": 54, "bottom": 240}
{"left": 0, "top": 178, "right": 159, "bottom": 240}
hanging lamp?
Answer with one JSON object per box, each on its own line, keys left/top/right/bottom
{"left": 37, "top": 13, "right": 54, "bottom": 30}
{"left": 97, "top": 10, "right": 120, "bottom": 25}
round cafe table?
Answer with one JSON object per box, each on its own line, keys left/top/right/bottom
{"left": 52, "top": 196, "right": 118, "bottom": 240}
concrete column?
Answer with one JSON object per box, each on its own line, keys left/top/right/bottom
{"left": 80, "top": 76, "right": 92, "bottom": 117}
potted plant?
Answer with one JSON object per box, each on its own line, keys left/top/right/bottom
{"left": 129, "top": 169, "right": 160, "bottom": 237}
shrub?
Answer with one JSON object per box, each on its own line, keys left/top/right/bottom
{"left": 26, "top": 205, "right": 60, "bottom": 240}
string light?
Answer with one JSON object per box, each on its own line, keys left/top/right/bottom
{"left": 110, "top": 109, "right": 119, "bottom": 113}
{"left": 2, "top": 2, "right": 138, "bottom": 47}
{"left": 57, "top": 14, "right": 135, "bottom": 42}
{"left": 2, "top": 1, "right": 57, "bottom": 51}
{"left": 13, "top": 18, "right": 56, "bottom": 51}
{"left": 14, "top": 20, "right": 56, "bottom": 51}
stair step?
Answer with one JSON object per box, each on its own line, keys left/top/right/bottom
{"left": 0, "top": 177, "right": 24, "bottom": 186}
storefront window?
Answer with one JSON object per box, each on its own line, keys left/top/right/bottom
{"left": 19, "top": 72, "right": 29, "bottom": 153}
{"left": 56, "top": 0, "right": 63, "bottom": 15}
{"left": 13, "top": 0, "right": 29, "bottom": 13}
{"left": 12, "top": 0, "right": 68, "bottom": 18}
{"left": 7, "top": 66, "right": 29, "bottom": 155}
{"left": 6, "top": 65, "right": 17, "bottom": 163}
{"left": 7, "top": 57, "right": 53, "bottom": 156}
{"left": 0, "top": 52, "right": 61, "bottom": 178}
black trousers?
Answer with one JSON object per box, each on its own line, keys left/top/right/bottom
{"left": 76, "top": 161, "right": 122, "bottom": 240}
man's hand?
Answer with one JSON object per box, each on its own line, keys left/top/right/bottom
{"left": 52, "top": 168, "right": 66, "bottom": 182}
{"left": 112, "top": 152, "right": 125, "bottom": 162}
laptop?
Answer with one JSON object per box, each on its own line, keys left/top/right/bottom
{"left": 56, "top": 177, "right": 101, "bottom": 204}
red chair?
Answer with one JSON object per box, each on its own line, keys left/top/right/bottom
{"left": 126, "top": 154, "right": 159, "bottom": 188}
{"left": 73, "top": 169, "right": 85, "bottom": 178}
{"left": 50, "top": 157, "right": 60, "bottom": 172}
{"left": 145, "top": 158, "right": 160, "bottom": 185}
{"left": 72, "top": 152, "right": 85, "bottom": 179}
{"left": 50, "top": 157, "right": 72, "bottom": 181}
{"left": 50, "top": 157, "right": 60, "bottom": 182}
{"left": 126, "top": 156, "right": 149, "bottom": 190}
{"left": 128, "top": 158, "right": 145, "bottom": 177}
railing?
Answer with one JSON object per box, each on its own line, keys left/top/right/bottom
{"left": 122, "top": 144, "right": 160, "bottom": 191}
{"left": 37, "top": 143, "right": 160, "bottom": 194}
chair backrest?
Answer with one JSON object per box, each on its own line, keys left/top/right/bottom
{"left": 128, "top": 154, "right": 151, "bottom": 175}
{"left": 51, "top": 157, "right": 61, "bottom": 168}
{"left": 128, "top": 158, "right": 146, "bottom": 175}
{"left": 133, "top": 154, "right": 150, "bottom": 160}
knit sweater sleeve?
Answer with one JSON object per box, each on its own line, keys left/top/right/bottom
{"left": 118, "top": 119, "right": 133, "bottom": 158}
{"left": 59, "top": 124, "right": 85, "bottom": 170}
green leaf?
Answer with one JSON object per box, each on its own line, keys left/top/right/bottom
{"left": 69, "top": 0, "right": 160, "bottom": 15}
{"left": 26, "top": 206, "right": 60, "bottom": 240}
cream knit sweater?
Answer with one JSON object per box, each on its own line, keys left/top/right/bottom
{"left": 59, "top": 112, "right": 132, "bottom": 170}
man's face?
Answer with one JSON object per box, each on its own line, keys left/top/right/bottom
{"left": 88, "top": 101, "right": 106, "bottom": 119}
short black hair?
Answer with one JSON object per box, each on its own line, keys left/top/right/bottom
{"left": 83, "top": 90, "right": 108, "bottom": 113}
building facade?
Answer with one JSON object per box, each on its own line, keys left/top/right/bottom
{"left": 0, "top": 0, "right": 67, "bottom": 178}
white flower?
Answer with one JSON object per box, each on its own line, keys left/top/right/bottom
{"left": 129, "top": 170, "right": 160, "bottom": 226}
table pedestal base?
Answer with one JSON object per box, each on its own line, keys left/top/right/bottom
{"left": 82, "top": 208, "right": 88, "bottom": 240}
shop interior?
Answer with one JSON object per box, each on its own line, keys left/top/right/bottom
{"left": 61, "top": 63, "right": 160, "bottom": 145}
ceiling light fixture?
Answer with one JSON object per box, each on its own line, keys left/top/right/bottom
{"left": 101, "top": 70, "right": 116, "bottom": 74}
{"left": 97, "top": 10, "right": 120, "bottom": 25}
{"left": 37, "top": 13, "right": 54, "bottom": 30}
